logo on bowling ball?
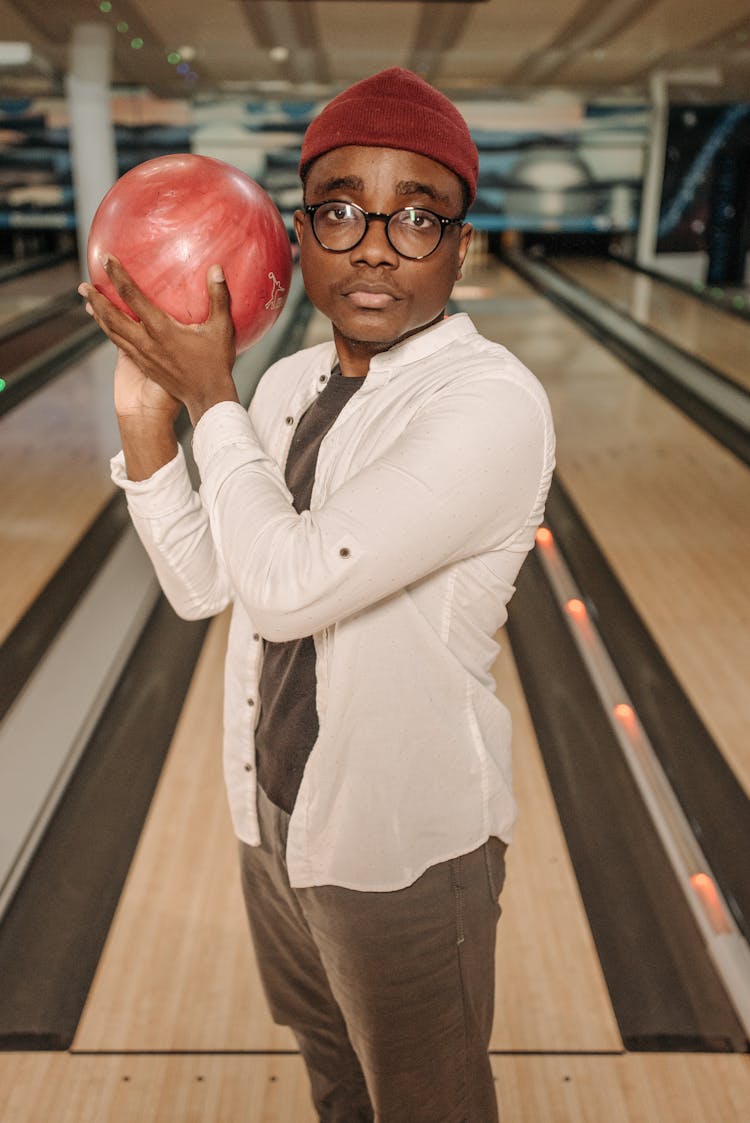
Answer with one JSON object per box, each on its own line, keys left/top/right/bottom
{"left": 265, "top": 271, "right": 286, "bottom": 311}
{"left": 87, "top": 154, "right": 293, "bottom": 353}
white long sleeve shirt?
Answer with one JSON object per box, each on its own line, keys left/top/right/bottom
{"left": 111, "top": 313, "right": 555, "bottom": 890}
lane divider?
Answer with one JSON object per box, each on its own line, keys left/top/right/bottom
{"left": 535, "top": 522, "right": 750, "bottom": 1038}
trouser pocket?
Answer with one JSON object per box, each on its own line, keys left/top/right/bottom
{"left": 483, "top": 836, "right": 507, "bottom": 904}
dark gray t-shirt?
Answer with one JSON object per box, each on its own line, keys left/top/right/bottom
{"left": 255, "top": 367, "right": 366, "bottom": 813}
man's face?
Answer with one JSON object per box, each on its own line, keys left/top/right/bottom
{"left": 294, "top": 146, "right": 473, "bottom": 375}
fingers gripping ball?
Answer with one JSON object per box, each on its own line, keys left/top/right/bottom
{"left": 87, "top": 154, "right": 292, "bottom": 352}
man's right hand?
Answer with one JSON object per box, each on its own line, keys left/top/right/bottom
{"left": 113, "top": 347, "right": 181, "bottom": 426}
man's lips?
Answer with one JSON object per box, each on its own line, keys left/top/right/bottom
{"left": 339, "top": 284, "right": 402, "bottom": 309}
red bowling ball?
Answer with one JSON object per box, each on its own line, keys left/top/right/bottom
{"left": 87, "top": 153, "right": 292, "bottom": 353}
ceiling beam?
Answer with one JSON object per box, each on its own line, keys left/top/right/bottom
{"left": 238, "top": 0, "right": 330, "bottom": 87}
{"left": 508, "top": 0, "right": 657, "bottom": 85}
{"left": 630, "top": 10, "right": 750, "bottom": 85}
{"left": 408, "top": 1, "right": 477, "bottom": 81}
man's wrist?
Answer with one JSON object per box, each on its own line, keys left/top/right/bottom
{"left": 185, "top": 383, "right": 240, "bottom": 428}
{"left": 117, "top": 413, "right": 179, "bottom": 482}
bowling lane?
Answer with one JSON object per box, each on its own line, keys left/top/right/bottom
{"left": 0, "top": 340, "right": 119, "bottom": 645}
{"left": 0, "top": 271, "right": 305, "bottom": 648}
{"left": 7, "top": 296, "right": 750, "bottom": 1123}
{"left": 74, "top": 308, "right": 620, "bottom": 1055}
{"left": 0, "top": 259, "right": 82, "bottom": 335}
{"left": 551, "top": 256, "right": 750, "bottom": 392}
{"left": 73, "top": 616, "right": 622, "bottom": 1053}
{"left": 454, "top": 258, "right": 750, "bottom": 800}
{"left": 3, "top": 1052, "right": 750, "bottom": 1123}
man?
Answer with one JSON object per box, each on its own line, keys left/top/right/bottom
{"left": 79, "top": 68, "right": 555, "bottom": 1123}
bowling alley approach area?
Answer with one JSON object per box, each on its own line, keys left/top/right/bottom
{"left": 2, "top": 3, "right": 750, "bottom": 1122}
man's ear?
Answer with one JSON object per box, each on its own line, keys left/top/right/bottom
{"left": 456, "top": 223, "right": 473, "bottom": 279}
{"left": 293, "top": 209, "right": 305, "bottom": 247}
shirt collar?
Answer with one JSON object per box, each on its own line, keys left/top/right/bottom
{"left": 321, "top": 313, "right": 477, "bottom": 388}
{"left": 368, "top": 314, "right": 478, "bottom": 384}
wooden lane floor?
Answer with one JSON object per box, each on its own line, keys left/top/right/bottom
{"left": 456, "top": 262, "right": 750, "bottom": 800}
{"left": 2, "top": 1052, "right": 750, "bottom": 1122}
{"left": 70, "top": 608, "right": 620, "bottom": 1054}
{"left": 3, "top": 612, "right": 637, "bottom": 1111}
{"left": 4, "top": 299, "right": 750, "bottom": 1120}
{"left": 5, "top": 608, "right": 749, "bottom": 1120}
{"left": 551, "top": 256, "right": 750, "bottom": 392}
{"left": 0, "top": 274, "right": 303, "bottom": 649}
{"left": 0, "top": 340, "right": 119, "bottom": 645}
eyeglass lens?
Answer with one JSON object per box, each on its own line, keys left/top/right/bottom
{"left": 312, "top": 202, "right": 445, "bottom": 258}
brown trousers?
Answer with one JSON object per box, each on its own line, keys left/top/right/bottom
{"left": 239, "top": 785, "right": 507, "bottom": 1123}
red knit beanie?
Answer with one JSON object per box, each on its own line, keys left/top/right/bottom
{"left": 299, "top": 67, "right": 478, "bottom": 204}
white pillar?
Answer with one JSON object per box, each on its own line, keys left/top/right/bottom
{"left": 66, "top": 23, "right": 118, "bottom": 275}
{"left": 635, "top": 72, "right": 668, "bottom": 269}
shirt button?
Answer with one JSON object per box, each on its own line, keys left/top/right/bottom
{"left": 285, "top": 415, "right": 294, "bottom": 425}
{"left": 319, "top": 374, "right": 327, "bottom": 383}
{"left": 339, "top": 547, "right": 351, "bottom": 558}
{"left": 252, "top": 633, "right": 259, "bottom": 641}
{"left": 244, "top": 762, "right": 253, "bottom": 772}
{"left": 247, "top": 697, "right": 255, "bottom": 707}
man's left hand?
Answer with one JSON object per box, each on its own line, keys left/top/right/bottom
{"left": 78, "top": 255, "right": 240, "bottom": 426}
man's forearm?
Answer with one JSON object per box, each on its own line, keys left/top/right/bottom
{"left": 118, "top": 414, "right": 179, "bottom": 482}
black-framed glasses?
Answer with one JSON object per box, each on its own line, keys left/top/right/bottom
{"left": 304, "top": 200, "right": 463, "bottom": 260}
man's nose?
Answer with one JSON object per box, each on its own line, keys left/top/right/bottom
{"left": 350, "top": 217, "right": 399, "bottom": 266}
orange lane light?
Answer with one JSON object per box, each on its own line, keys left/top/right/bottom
{"left": 613, "top": 702, "right": 635, "bottom": 722}
{"left": 565, "top": 597, "right": 587, "bottom": 618}
{"left": 690, "top": 873, "right": 732, "bottom": 935}
{"left": 536, "top": 527, "right": 553, "bottom": 547}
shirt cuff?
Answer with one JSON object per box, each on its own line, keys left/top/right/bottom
{"left": 191, "top": 399, "right": 272, "bottom": 511}
{"left": 191, "top": 399, "right": 257, "bottom": 464}
{"left": 110, "top": 445, "right": 194, "bottom": 517}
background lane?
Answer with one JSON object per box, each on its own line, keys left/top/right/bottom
{"left": 552, "top": 257, "right": 750, "bottom": 392}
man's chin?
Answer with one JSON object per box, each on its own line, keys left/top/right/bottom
{"left": 334, "top": 312, "right": 444, "bottom": 354}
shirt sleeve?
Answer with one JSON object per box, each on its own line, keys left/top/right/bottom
{"left": 108, "top": 374, "right": 286, "bottom": 622}
{"left": 192, "top": 374, "right": 554, "bottom": 642}
{"left": 110, "top": 444, "right": 236, "bottom": 619}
